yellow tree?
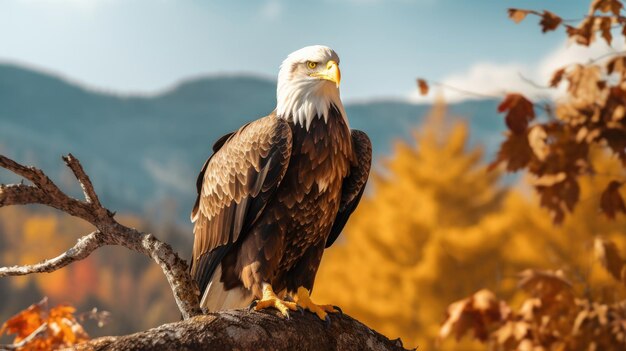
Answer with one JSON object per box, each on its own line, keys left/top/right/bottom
{"left": 315, "top": 102, "right": 511, "bottom": 349}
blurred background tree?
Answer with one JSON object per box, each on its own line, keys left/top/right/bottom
{"left": 316, "top": 101, "right": 626, "bottom": 349}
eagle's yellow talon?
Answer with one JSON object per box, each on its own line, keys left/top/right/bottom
{"left": 294, "top": 287, "right": 339, "bottom": 321}
{"left": 253, "top": 284, "right": 297, "bottom": 317}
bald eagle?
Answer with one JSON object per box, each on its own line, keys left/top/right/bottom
{"left": 190, "top": 45, "right": 371, "bottom": 321}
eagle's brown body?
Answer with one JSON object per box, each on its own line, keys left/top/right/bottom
{"left": 190, "top": 105, "right": 371, "bottom": 311}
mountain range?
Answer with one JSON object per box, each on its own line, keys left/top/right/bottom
{"left": 0, "top": 64, "right": 506, "bottom": 222}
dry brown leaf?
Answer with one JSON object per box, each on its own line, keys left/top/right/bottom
{"left": 417, "top": 79, "right": 429, "bottom": 96}
{"left": 591, "top": 0, "right": 623, "bottom": 15}
{"left": 600, "top": 180, "right": 626, "bottom": 219}
{"left": 533, "top": 173, "right": 567, "bottom": 187}
{"left": 599, "top": 17, "right": 613, "bottom": 45}
{"left": 540, "top": 11, "right": 563, "bottom": 33}
{"left": 498, "top": 93, "right": 535, "bottom": 134}
{"left": 440, "top": 289, "right": 509, "bottom": 342}
{"left": 594, "top": 237, "right": 625, "bottom": 281}
{"left": 567, "top": 17, "right": 596, "bottom": 46}
{"left": 518, "top": 269, "right": 574, "bottom": 303}
{"left": 607, "top": 56, "right": 626, "bottom": 74}
{"left": 550, "top": 67, "right": 567, "bottom": 87}
{"left": 490, "top": 131, "right": 534, "bottom": 172}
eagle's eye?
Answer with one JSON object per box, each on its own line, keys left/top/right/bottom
{"left": 306, "top": 61, "right": 318, "bottom": 69}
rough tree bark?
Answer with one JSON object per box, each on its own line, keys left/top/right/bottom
{"left": 73, "top": 310, "right": 411, "bottom": 351}
{"left": 0, "top": 154, "right": 410, "bottom": 350}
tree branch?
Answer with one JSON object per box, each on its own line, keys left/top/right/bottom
{"left": 1, "top": 154, "right": 406, "bottom": 349}
{"left": 72, "top": 310, "right": 412, "bottom": 351}
{"left": 0, "top": 231, "right": 103, "bottom": 277}
{"left": 0, "top": 154, "right": 202, "bottom": 319}
{"left": 62, "top": 154, "right": 103, "bottom": 208}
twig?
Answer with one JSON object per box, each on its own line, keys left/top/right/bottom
{"left": 0, "top": 154, "right": 201, "bottom": 319}
{"left": 0, "top": 322, "right": 48, "bottom": 350}
{"left": 0, "top": 231, "right": 104, "bottom": 277}
{"left": 62, "top": 154, "right": 102, "bottom": 208}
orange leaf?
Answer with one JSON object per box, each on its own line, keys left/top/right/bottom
{"left": 1, "top": 299, "right": 46, "bottom": 340}
{"left": 416, "top": 79, "right": 429, "bottom": 96}
{"left": 49, "top": 305, "right": 76, "bottom": 319}
{"left": 508, "top": 8, "right": 530, "bottom": 24}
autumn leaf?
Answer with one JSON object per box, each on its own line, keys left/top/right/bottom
{"left": 550, "top": 67, "right": 566, "bottom": 87}
{"left": 2, "top": 298, "right": 46, "bottom": 340}
{"left": 600, "top": 180, "right": 626, "bottom": 219}
{"left": 536, "top": 177, "right": 580, "bottom": 224}
{"left": 539, "top": 11, "right": 562, "bottom": 33}
{"left": 498, "top": 93, "right": 535, "bottom": 134}
{"left": 533, "top": 172, "right": 567, "bottom": 187}
{"left": 567, "top": 17, "right": 596, "bottom": 46}
{"left": 594, "top": 237, "right": 625, "bottom": 281}
{"left": 599, "top": 17, "right": 613, "bottom": 45}
{"left": 591, "top": 0, "right": 623, "bottom": 15}
{"left": 508, "top": 8, "right": 530, "bottom": 24}
{"left": 607, "top": 56, "right": 626, "bottom": 74}
{"left": 528, "top": 126, "right": 548, "bottom": 161}
{"left": 490, "top": 131, "right": 534, "bottom": 172}
{"left": 518, "top": 269, "right": 574, "bottom": 303}
{"left": 440, "top": 289, "right": 509, "bottom": 342}
{"left": 1, "top": 299, "right": 91, "bottom": 350}
{"left": 602, "top": 128, "right": 626, "bottom": 163}
{"left": 417, "top": 79, "right": 429, "bottom": 96}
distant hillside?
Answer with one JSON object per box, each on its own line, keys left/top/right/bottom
{"left": 0, "top": 64, "right": 505, "bottom": 222}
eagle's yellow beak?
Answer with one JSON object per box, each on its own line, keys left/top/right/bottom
{"left": 311, "top": 60, "right": 341, "bottom": 87}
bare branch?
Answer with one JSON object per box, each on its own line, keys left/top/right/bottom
{"left": 0, "top": 155, "right": 62, "bottom": 194}
{"left": 0, "top": 184, "right": 50, "bottom": 207}
{"left": 0, "top": 154, "right": 202, "bottom": 319}
{"left": 0, "top": 231, "right": 104, "bottom": 277}
{"left": 62, "top": 154, "right": 102, "bottom": 208}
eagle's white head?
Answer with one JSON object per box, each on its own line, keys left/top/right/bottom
{"left": 276, "top": 45, "right": 347, "bottom": 130}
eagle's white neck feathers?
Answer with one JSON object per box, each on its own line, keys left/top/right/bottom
{"left": 275, "top": 45, "right": 347, "bottom": 130}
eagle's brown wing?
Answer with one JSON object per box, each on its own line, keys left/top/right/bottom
{"left": 325, "top": 129, "right": 372, "bottom": 248}
{"left": 190, "top": 114, "right": 292, "bottom": 293}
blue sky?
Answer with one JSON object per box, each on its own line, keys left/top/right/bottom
{"left": 0, "top": 0, "right": 591, "bottom": 101}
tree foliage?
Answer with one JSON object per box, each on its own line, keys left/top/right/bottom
{"left": 495, "top": 0, "right": 626, "bottom": 223}
{"left": 0, "top": 298, "right": 100, "bottom": 350}
{"left": 316, "top": 99, "right": 626, "bottom": 349}
{"left": 418, "top": 0, "right": 626, "bottom": 224}
{"left": 431, "top": 1, "right": 626, "bottom": 349}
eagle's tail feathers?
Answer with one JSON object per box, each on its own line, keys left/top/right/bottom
{"left": 200, "top": 265, "right": 254, "bottom": 312}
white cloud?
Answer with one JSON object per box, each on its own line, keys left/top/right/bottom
{"left": 260, "top": 0, "right": 282, "bottom": 20}
{"left": 411, "top": 39, "right": 625, "bottom": 103}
